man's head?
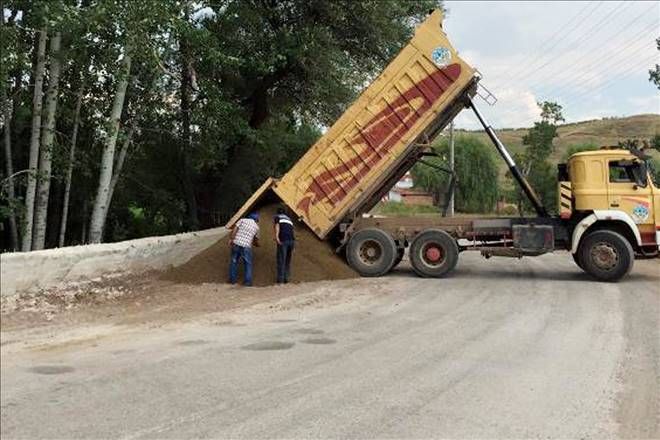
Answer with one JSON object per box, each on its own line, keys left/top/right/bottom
{"left": 247, "top": 211, "right": 259, "bottom": 222}
{"left": 277, "top": 206, "right": 286, "bottom": 215}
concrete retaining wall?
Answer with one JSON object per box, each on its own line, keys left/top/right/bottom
{"left": 1, "top": 228, "right": 228, "bottom": 297}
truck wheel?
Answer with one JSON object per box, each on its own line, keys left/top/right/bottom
{"left": 409, "top": 229, "right": 459, "bottom": 278}
{"left": 346, "top": 228, "right": 397, "bottom": 277}
{"left": 578, "top": 230, "right": 634, "bottom": 282}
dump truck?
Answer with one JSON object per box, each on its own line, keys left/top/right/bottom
{"left": 228, "top": 10, "right": 660, "bottom": 282}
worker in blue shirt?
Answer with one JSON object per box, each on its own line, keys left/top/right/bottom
{"left": 273, "top": 207, "right": 295, "bottom": 284}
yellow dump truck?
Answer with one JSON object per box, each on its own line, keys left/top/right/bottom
{"left": 229, "top": 10, "right": 660, "bottom": 282}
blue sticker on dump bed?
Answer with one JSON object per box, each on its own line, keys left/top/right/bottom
{"left": 432, "top": 47, "right": 451, "bottom": 67}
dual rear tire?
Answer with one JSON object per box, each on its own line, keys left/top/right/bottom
{"left": 346, "top": 228, "right": 458, "bottom": 278}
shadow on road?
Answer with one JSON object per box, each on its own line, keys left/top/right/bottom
{"left": 389, "top": 265, "right": 657, "bottom": 283}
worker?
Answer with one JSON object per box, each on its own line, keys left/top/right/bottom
{"left": 273, "top": 206, "right": 295, "bottom": 284}
{"left": 229, "top": 211, "right": 260, "bottom": 286}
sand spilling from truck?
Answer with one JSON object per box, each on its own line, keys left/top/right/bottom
{"left": 161, "top": 205, "right": 357, "bottom": 287}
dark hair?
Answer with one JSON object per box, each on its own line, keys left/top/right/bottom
{"left": 277, "top": 206, "right": 286, "bottom": 215}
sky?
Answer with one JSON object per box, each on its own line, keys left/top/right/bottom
{"left": 442, "top": 0, "right": 660, "bottom": 129}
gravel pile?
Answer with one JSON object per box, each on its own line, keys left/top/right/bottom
{"left": 161, "top": 204, "right": 357, "bottom": 286}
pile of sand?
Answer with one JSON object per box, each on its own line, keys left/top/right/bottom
{"left": 161, "top": 205, "right": 357, "bottom": 287}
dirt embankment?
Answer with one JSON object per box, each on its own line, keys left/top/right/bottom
{"left": 161, "top": 205, "right": 357, "bottom": 287}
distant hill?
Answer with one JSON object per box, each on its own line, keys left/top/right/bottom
{"left": 458, "top": 114, "right": 660, "bottom": 181}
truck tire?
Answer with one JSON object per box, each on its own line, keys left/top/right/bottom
{"left": 346, "top": 228, "right": 397, "bottom": 277}
{"left": 409, "top": 229, "right": 459, "bottom": 278}
{"left": 578, "top": 230, "right": 634, "bottom": 282}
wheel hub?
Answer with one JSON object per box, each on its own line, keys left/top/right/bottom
{"left": 421, "top": 243, "right": 444, "bottom": 266}
{"left": 591, "top": 242, "right": 619, "bottom": 270}
{"left": 359, "top": 240, "right": 382, "bottom": 265}
{"left": 425, "top": 246, "right": 442, "bottom": 262}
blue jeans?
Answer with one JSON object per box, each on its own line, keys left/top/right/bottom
{"left": 276, "top": 241, "right": 294, "bottom": 283}
{"left": 229, "top": 245, "right": 253, "bottom": 286}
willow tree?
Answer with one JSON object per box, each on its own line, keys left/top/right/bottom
{"left": 412, "top": 135, "right": 499, "bottom": 213}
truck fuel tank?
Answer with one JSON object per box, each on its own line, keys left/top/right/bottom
{"left": 513, "top": 224, "right": 554, "bottom": 255}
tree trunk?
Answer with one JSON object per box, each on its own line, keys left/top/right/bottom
{"left": 0, "top": 0, "right": 18, "bottom": 250}
{"left": 81, "top": 198, "right": 88, "bottom": 244}
{"left": 21, "top": 28, "right": 48, "bottom": 251}
{"left": 179, "top": 37, "right": 199, "bottom": 231}
{"left": 100, "top": 119, "right": 136, "bottom": 233}
{"left": 2, "top": 71, "right": 18, "bottom": 250}
{"left": 58, "top": 80, "right": 84, "bottom": 247}
{"left": 33, "top": 32, "right": 62, "bottom": 250}
{"left": 88, "top": 51, "right": 131, "bottom": 243}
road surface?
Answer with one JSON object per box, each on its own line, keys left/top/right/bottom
{"left": 1, "top": 253, "right": 659, "bottom": 438}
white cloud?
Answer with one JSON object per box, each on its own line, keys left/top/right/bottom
{"left": 444, "top": 1, "right": 660, "bottom": 129}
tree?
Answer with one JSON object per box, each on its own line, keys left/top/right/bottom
{"left": 88, "top": 49, "right": 132, "bottom": 243}
{"left": 204, "top": 0, "right": 440, "bottom": 221}
{"left": 1, "top": 0, "right": 444, "bottom": 250}
{"left": 511, "top": 101, "right": 564, "bottom": 214}
{"left": 21, "top": 26, "right": 48, "bottom": 251}
{"left": 32, "top": 31, "right": 63, "bottom": 250}
{"left": 412, "top": 135, "right": 499, "bottom": 213}
{"left": 0, "top": 0, "right": 19, "bottom": 250}
{"left": 650, "top": 38, "right": 660, "bottom": 90}
{"left": 563, "top": 142, "right": 598, "bottom": 161}
{"left": 58, "top": 79, "right": 85, "bottom": 247}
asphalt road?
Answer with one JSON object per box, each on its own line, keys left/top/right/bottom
{"left": 1, "top": 253, "right": 659, "bottom": 439}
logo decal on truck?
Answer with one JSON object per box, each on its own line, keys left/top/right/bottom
{"left": 622, "top": 197, "right": 650, "bottom": 223}
{"left": 431, "top": 47, "right": 451, "bottom": 67}
{"left": 296, "top": 63, "right": 462, "bottom": 217}
{"left": 631, "top": 204, "right": 650, "bottom": 223}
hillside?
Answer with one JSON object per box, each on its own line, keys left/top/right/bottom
{"left": 458, "top": 114, "right": 660, "bottom": 181}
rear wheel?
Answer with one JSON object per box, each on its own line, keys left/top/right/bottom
{"left": 346, "top": 228, "right": 397, "bottom": 277}
{"left": 578, "top": 230, "right": 634, "bottom": 282}
{"left": 409, "top": 229, "right": 459, "bottom": 278}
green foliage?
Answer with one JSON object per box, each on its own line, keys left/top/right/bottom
{"left": 651, "top": 134, "right": 660, "bottom": 152}
{"left": 650, "top": 38, "right": 660, "bottom": 90}
{"left": 538, "top": 101, "right": 565, "bottom": 124}
{"left": 373, "top": 202, "right": 440, "bottom": 215}
{"left": 511, "top": 101, "right": 564, "bottom": 214}
{"left": 563, "top": 142, "right": 599, "bottom": 161}
{"left": 648, "top": 158, "right": 660, "bottom": 187}
{"left": 412, "top": 135, "right": 499, "bottom": 213}
{"left": 1, "top": 0, "right": 442, "bottom": 248}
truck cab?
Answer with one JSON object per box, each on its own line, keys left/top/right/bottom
{"left": 560, "top": 148, "right": 660, "bottom": 279}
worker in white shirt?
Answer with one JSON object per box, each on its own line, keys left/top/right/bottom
{"left": 229, "top": 212, "right": 260, "bottom": 286}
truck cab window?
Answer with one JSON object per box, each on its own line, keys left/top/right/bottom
{"left": 608, "top": 161, "right": 647, "bottom": 187}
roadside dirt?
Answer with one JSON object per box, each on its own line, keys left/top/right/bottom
{"left": 161, "top": 204, "right": 357, "bottom": 287}
{"left": 0, "top": 273, "right": 384, "bottom": 334}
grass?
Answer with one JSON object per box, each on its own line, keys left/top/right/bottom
{"left": 460, "top": 114, "right": 660, "bottom": 181}
{"left": 372, "top": 202, "right": 441, "bottom": 215}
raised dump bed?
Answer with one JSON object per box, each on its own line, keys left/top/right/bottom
{"left": 226, "top": 9, "right": 657, "bottom": 283}
{"left": 228, "top": 10, "right": 478, "bottom": 238}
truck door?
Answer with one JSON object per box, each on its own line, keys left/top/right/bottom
{"left": 607, "top": 159, "right": 656, "bottom": 245}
